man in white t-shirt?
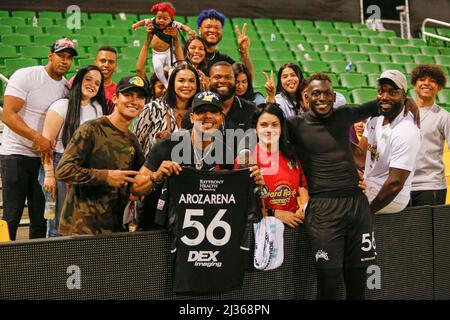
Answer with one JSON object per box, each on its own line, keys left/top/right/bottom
{"left": 359, "top": 70, "right": 421, "bottom": 214}
{"left": 0, "top": 38, "right": 77, "bottom": 240}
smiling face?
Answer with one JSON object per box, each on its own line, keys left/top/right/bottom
{"left": 174, "top": 69, "right": 197, "bottom": 102}
{"left": 81, "top": 70, "right": 102, "bottom": 101}
{"left": 190, "top": 105, "right": 224, "bottom": 136}
{"left": 414, "top": 75, "right": 441, "bottom": 102}
{"left": 256, "top": 112, "right": 281, "bottom": 149}
{"left": 113, "top": 89, "right": 146, "bottom": 121}
{"left": 377, "top": 80, "right": 406, "bottom": 123}
{"left": 280, "top": 67, "right": 300, "bottom": 96}
{"left": 307, "top": 79, "right": 336, "bottom": 118}
{"left": 199, "top": 18, "right": 223, "bottom": 47}
{"left": 209, "top": 65, "right": 236, "bottom": 100}
{"left": 94, "top": 50, "right": 117, "bottom": 82}
{"left": 187, "top": 39, "right": 206, "bottom": 66}
{"left": 155, "top": 10, "right": 172, "bottom": 29}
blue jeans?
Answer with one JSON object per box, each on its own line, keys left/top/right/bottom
{"left": 38, "top": 152, "right": 66, "bottom": 237}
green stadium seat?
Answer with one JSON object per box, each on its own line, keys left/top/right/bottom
{"left": 358, "top": 44, "right": 380, "bottom": 53}
{"left": 298, "top": 25, "right": 320, "bottom": 35}
{"left": 334, "top": 22, "right": 352, "bottom": 29}
{"left": 320, "top": 52, "right": 346, "bottom": 61}
{"left": 379, "top": 30, "right": 397, "bottom": 38}
{"left": 437, "top": 89, "right": 450, "bottom": 104}
{"left": 367, "top": 73, "right": 379, "bottom": 87}
{"left": 289, "top": 41, "right": 313, "bottom": 52}
{"left": 283, "top": 33, "right": 306, "bottom": 42}
{"left": 120, "top": 46, "right": 142, "bottom": 59}
{"left": 300, "top": 60, "right": 329, "bottom": 73}
{"left": 259, "top": 32, "right": 282, "bottom": 42}
{"left": 380, "top": 62, "right": 406, "bottom": 73}
{"left": 420, "top": 46, "right": 441, "bottom": 55}
{"left": 436, "top": 28, "right": 450, "bottom": 38}
{"left": 404, "top": 63, "right": 417, "bottom": 74}
{"left": 218, "top": 38, "right": 237, "bottom": 49}
{"left": 369, "top": 37, "right": 390, "bottom": 45}
{"left": 111, "top": 19, "right": 135, "bottom": 29}
{"left": 339, "top": 73, "right": 367, "bottom": 89}
{"left": 71, "top": 35, "right": 96, "bottom": 47}
{"left": 249, "top": 50, "right": 269, "bottom": 60}
{"left": 320, "top": 29, "right": 341, "bottom": 35}
{"left": 1, "top": 34, "right": 32, "bottom": 47}
{"left": 336, "top": 43, "right": 358, "bottom": 53}
{"left": 408, "top": 38, "right": 426, "bottom": 46}
{"left": 117, "top": 58, "right": 137, "bottom": 73}
{"left": 90, "top": 13, "right": 113, "bottom": 21}
{"left": 359, "top": 29, "right": 379, "bottom": 37}
{"left": 329, "top": 61, "right": 352, "bottom": 73}
{"left": 97, "top": 36, "right": 127, "bottom": 47}
{"left": 0, "top": 11, "right": 9, "bottom": 17}
{"left": 312, "top": 43, "right": 337, "bottom": 52}
{"left": 391, "top": 54, "right": 414, "bottom": 64}
{"left": 33, "top": 34, "right": 60, "bottom": 46}
{"left": 264, "top": 41, "right": 289, "bottom": 52}
{"left": 352, "top": 88, "right": 377, "bottom": 104}
{"left": 0, "top": 46, "right": 18, "bottom": 60}
{"left": 324, "top": 72, "right": 339, "bottom": 86}
{"left": 389, "top": 38, "right": 409, "bottom": 46}
{"left": 38, "top": 11, "right": 63, "bottom": 19}
{"left": 0, "top": 25, "right": 13, "bottom": 34}
{"left": 5, "top": 58, "right": 38, "bottom": 74}
{"left": 434, "top": 56, "right": 450, "bottom": 65}
{"left": 340, "top": 29, "right": 360, "bottom": 36}
{"left": 400, "top": 46, "right": 421, "bottom": 55}
{"left": 345, "top": 53, "right": 369, "bottom": 62}
{"left": 368, "top": 53, "right": 391, "bottom": 63}
{"left": 269, "top": 51, "right": 294, "bottom": 61}
{"left": 16, "top": 26, "right": 43, "bottom": 36}
{"left": 274, "top": 19, "right": 298, "bottom": 34}
{"left": 45, "top": 26, "right": 73, "bottom": 36}
{"left": 83, "top": 19, "right": 109, "bottom": 28}
{"left": 295, "top": 20, "right": 314, "bottom": 29}
{"left": 357, "top": 62, "right": 380, "bottom": 74}
{"left": 381, "top": 45, "right": 401, "bottom": 54}
{"left": 20, "top": 46, "right": 50, "bottom": 59}
{"left": 11, "top": 11, "right": 36, "bottom": 19}
{"left": 440, "top": 47, "right": 450, "bottom": 55}
{"left": 0, "top": 17, "right": 27, "bottom": 26}
{"left": 414, "top": 55, "right": 435, "bottom": 64}
{"left": 327, "top": 35, "right": 348, "bottom": 43}
{"left": 295, "top": 50, "right": 320, "bottom": 62}
{"left": 304, "top": 34, "right": 328, "bottom": 43}
{"left": 30, "top": 18, "right": 54, "bottom": 27}
{"left": 103, "top": 27, "right": 131, "bottom": 37}
{"left": 315, "top": 21, "right": 334, "bottom": 29}
{"left": 348, "top": 36, "right": 370, "bottom": 44}
{"left": 253, "top": 59, "right": 272, "bottom": 71}
{"left": 353, "top": 23, "right": 368, "bottom": 30}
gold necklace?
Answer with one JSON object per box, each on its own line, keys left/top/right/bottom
{"left": 206, "top": 50, "right": 216, "bottom": 61}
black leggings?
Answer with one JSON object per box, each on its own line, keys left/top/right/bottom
{"left": 317, "top": 267, "right": 367, "bottom": 300}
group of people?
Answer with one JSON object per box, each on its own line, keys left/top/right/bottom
{"left": 1, "top": 5, "right": 449, "bottom": 300}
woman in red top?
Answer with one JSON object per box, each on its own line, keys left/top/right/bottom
{"left": 238, "top": 103, "right": 309, "bottom": 228}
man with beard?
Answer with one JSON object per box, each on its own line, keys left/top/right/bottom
{"left": 286, "top": 72, "right": 418, "bottom": 300}
{"left": 359, "top": 70, "right": 421, "bottom": 213}
{"left": 182, "top": 62, "right": 257, "bottom": 133}
{"left": 197, "top": 9, "right": 254, "bottom": 76}
{"left": 0, "top": 38, "right": 76, "bottom": 240}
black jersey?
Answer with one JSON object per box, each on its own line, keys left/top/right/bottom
{"left": 286, "top": 101, "right": 379, "bottom": 198}
{"left": 156, "top": 167, "right": 261, "bottom": 293}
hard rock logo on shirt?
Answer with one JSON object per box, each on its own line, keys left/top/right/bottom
{"left": 367, "top": 143, "right": 379, "bottom": 162}
{"left": 269, "top": 185, "right": 296, "bottom": 206}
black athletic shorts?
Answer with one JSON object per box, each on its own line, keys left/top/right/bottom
{"left": 304, "top": 191, "right": 377, "bottom": 270}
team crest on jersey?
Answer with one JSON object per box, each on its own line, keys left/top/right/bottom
{"left": 129, "top": 146, "right": 135, "bottom": 156}
{"left": 315, "top": 250, "right": 329, "bottom": 262}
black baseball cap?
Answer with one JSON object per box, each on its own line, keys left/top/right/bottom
{"left": 51, "top": 38, "right": 78, "bottom": 57}
{"left": 116, "top": 75, "right": 150, "bottom": 97}
{"left": 191, "top": 91, "right": 223, "bottom": 113}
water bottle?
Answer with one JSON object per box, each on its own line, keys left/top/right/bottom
{"left": 303, "top": 53, "right": 312, "bottom": 61}
{"left": 44, "top": 197, "right": 56, "bottom": 220}
{"left": 133, "top": 39, "right": 140, "bottom": 47}
{"left": 270, "top": 33, "right": 276, "bottom": 41}
{"left": 324, "top": 44, "right": 330, "bottom": 52}
{"left": 72, "top": 39, "right": 78, "bottom": 47}
{"left": 344, "top": 62, "right": 353, "bottom": 72}
{"left": 32, "top": 16, "right": 38, "bottom": 27}
{"left": 297, "top": 43, "right": 305, "bottom": 51}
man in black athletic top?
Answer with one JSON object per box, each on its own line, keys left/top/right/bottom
{"left": 286, "top": 73, "right": 417, "bottom": 300}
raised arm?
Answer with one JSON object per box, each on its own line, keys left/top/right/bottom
{"left": 136, "top": 27, "right": 153, "bottom": 79}
{"left": 235, "top": 23, "right": 254, "bottom": 79}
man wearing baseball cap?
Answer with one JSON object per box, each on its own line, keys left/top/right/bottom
{"left": 0, "top": 37, "right": 77, "bottom": 240}
{"left": 359, "top": 70, "right": 421, "bottom": 214}
{"left": 55, "top": 75, "right": 148, "bottom": 235}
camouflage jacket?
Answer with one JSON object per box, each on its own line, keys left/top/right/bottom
{"left": 56, "top": 116, "right": 144, "bottom": 235}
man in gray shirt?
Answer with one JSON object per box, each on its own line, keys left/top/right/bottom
{"left": 410, "top": 64, "right": 450, "bottom": 206}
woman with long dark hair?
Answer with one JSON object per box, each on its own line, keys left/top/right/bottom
{"left": 236, "top": 103, "right": 309, "bottom": 227}
{"left": 233, "top": 62, "right": 265, "bottom": 107}
{"left": 39, "top": 65, "right": 106, "bottom": 237}
{"left": 184, "top": 36, "right": 209, "bottom": 90}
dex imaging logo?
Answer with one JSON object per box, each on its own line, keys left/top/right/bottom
{"left": 188, "top": 250, "right": 222, "bottom": 268}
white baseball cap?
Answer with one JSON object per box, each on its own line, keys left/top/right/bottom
{"left": 378, "top": 69, "right": 408, "bottom": 92}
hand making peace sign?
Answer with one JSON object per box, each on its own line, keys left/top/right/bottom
{"left": 263, "top": 70, "right": 276, "bottom": 103}
{"left": 235, "top": 23, "right": 250, "bottom": 54}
